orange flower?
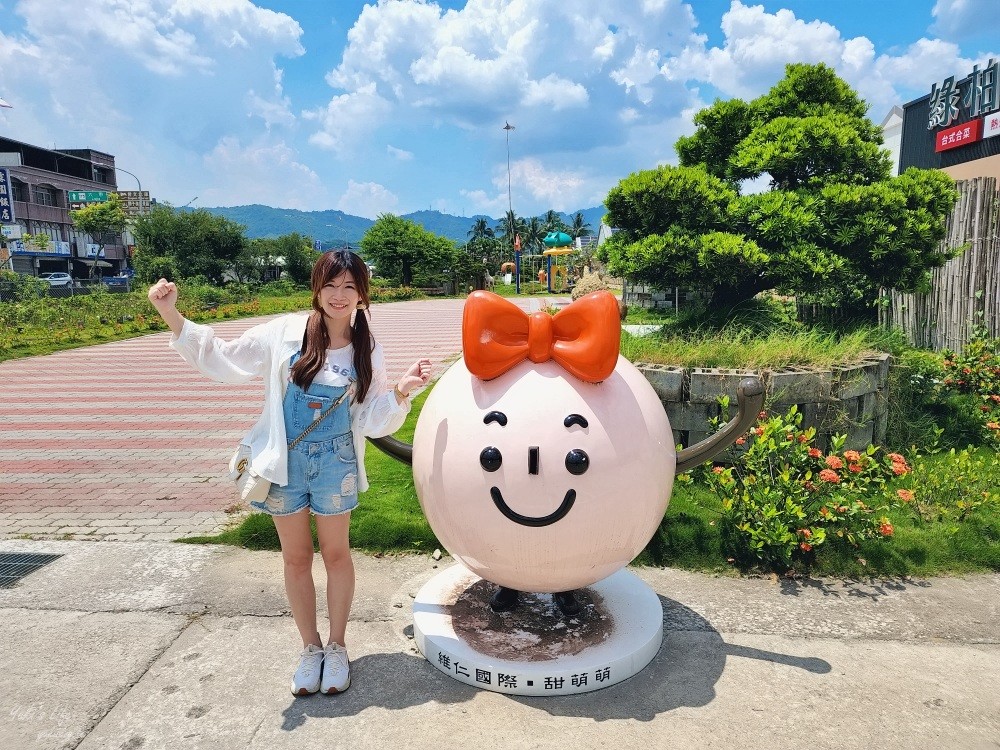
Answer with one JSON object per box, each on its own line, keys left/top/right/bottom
{"left": 735, "top": 436, "right": 746, "bottom": 445}
{"left": 825, "top": 455, "right": 844, "bottom": 469}
{"left": 758, "top": 411, "right": 768, "bottom": 421}
{"left": 819, "top": 506, "right": 830, "bottom": 516}
{"left": 987, "top": 422, "right": 1000, "bottom": 430}
{"left": 808, "top": 448, "right": 822, "bottom": 458}
{"left": 896, "top": 489, "right": 914, "bottom": 502}
{"left": 848, "top": 463, "right": 862, "bottom": 473}
{"left": 800, "top": 542, "right": 813, "bottom": 552}
{"left": 819, "top": 469, "right": 840, "bottom": 483}
{"left": 798, "top": 528, "right": 812, "bottom": 538}
{"left": 888, "top": 453, "right": 906, "bottom": 463}
{"left": 891, "top": 462, "right": 909, "bottom": 476}
{"left": 798, "top": 434, "right": 809, "bottom": 443}
{"left": 843, "top": 450, "right": 861, "bottom": 462}
{"left": 754, "top": 427, "right": 765, "bottom": 437}
{"left": 879, "top": 522, "right": 894, "bottom": 537}
{"left": 712, "top": 466, "right": 724, "bottom": 474}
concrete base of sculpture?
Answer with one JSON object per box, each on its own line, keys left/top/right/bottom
{"left": 412, "top": 564, "right": 663, "bottom": 696}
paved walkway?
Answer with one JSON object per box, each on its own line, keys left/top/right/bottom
{"left": 0, "top": 297, "right": 556, "bottom": 540}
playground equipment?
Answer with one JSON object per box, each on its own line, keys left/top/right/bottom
{"left": 500, "top": 261, "right": 515, "bottom": 285}
{"left": 542, "top": 231, "right": 574, "bottom": 293}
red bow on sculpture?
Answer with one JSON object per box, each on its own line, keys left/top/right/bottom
{"left": 462, "top": 290, "right": 621, "bottom": 383}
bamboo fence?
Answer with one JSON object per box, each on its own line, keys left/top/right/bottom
{"left": 881, "top": 177, "right": 1000, "bottom": 352}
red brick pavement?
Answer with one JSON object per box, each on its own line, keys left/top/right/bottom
{"left": 0, "top": 297, "right": 550, "bottom": 539}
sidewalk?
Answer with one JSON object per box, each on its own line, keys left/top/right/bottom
{"left": 0, "top": 539, "right": 997, "bottom": 749}
{"left": 0, "top": 297, "right": 557, "bottom": 541}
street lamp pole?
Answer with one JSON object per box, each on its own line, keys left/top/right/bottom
{"left": 113, "top": 166, "right": 141, "bottom": 192}
{"left": 503, "top": 121, "right": 519, "bottom": 294}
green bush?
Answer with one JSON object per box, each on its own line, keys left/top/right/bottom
{"left": 699, "top": 406, "right": 909, "bottom": 572}
{"left": 0, "top": 270, "right": 48, "bottom": 302}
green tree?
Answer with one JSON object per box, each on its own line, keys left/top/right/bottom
{"left": 131, "top": 205, "right": 247, "bottom": 284}
{"left": 360, "top": 214, "right": 452, "bottom": 286}
{"left": 569, "top": 212, "right": 593, "bottom": 239}
{"left": 467, "top": 217, "right": 495, "bottom": 241}
{"left": 602, "top": 62, "right": 959, "bottom": 312}
{"left": 71, "top": 194, "right": 127, "bottom": 278}
{"left": 279, "top": 233, "right": 320, "bottom": 286}
{"left": 523, "top": 216, "right": 546, "bottom": 253}
{"left": 542, "top": 210, "right": 568, "bottom": 234}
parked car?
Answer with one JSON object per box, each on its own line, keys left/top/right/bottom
{"left": 40, "top": 272, "right": 74, "bottom": 287}
{"left": 103, "top": 275, "right": 132, "bottom": 289}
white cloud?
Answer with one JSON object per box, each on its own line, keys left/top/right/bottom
{"left": 200, "top": 137, "right": 326, "bottom": 209}
{"left": 336, "top": 180, "right": 399, "bottom": 219}
{"left": 304, "top": 83, "right": 392, "bottom": 155}
{"left": 931, "top": 0, "right": 1000, "bottom": 41}
{"left": 386, "top": 145, "right": 414, "bottom": 161}
{"left": 0, "top": 0, "right": 304, "bottom": 205}
{"left": 663, "top": 0, "right": 996, "bottom": 118}
{"left": 312, "top": 0, "right": 701, "bottom": 155}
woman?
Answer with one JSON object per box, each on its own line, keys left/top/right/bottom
{"left": 148, "top": 250, "right": 431, "bottom": 696}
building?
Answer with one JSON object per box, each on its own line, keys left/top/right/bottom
{"left": 0, "top": 135, "right": 133, "bottom": 278}
{"left": 896, "top": 59, "right": 1000, "bottom": 180}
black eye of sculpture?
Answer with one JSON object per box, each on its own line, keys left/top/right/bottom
{"left": 480, "top": 446, "right": 503, "bottom": 472}
{"left": 565, "top": 449, "right": 589, "bottom": 475}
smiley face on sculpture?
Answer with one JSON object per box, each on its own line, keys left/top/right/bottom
{"left": 411, "top": 291, "right": 676, "bottom": 593}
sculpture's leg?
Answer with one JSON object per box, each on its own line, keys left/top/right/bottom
{"left": 489, "top": 585, "right": 520, "bottom": 612}
{"left": 553, "top": 590, "right": 581, "bottom": 617}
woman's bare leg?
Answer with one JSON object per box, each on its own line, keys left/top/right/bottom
{"left": 314, "top": 512, "right": 354, "bottom": 647}
{"left": 273, "top": 510, "right": 321, "bottom": 648}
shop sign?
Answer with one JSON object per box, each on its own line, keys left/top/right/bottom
{"left": 928, "top": 58, "right": 999, "bottom": 129}
{"left": 85, "top": 243, "right": 103, "bottom": 258}
{"left": 52, "top": 240, "right": 71, "bottom": 256}
{"left": 0, "top": 168, "right": 15, "bottom": 223}
{"left": 935, "top": 119, "right": 983, "bottom": 152}
{"left": 1, "top": 224, "right": 21, "bottom": 239}
{"left": 115, "top": 190, "right": 150, "bottom": 217}
{"left": 983, "top": 112, "right": 1000, "bottom": 140}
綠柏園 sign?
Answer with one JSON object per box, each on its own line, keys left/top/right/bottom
{"left": 928, "top": 58, "right": 999, "bottom": 130}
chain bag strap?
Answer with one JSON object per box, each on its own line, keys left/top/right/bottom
{"left": 287, "top": 381, "right": 355, "bottom": 450}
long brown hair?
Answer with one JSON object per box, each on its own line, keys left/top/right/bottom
{"left": 290, "top": 250, "right": 374, "bottom": 402}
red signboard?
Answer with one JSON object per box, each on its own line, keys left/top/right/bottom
{"left": 935, "top": 119, "right": 983, "bottom": 152}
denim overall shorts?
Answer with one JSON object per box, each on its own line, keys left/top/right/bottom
{"left": 251, "top": 355, "right": 358, "bottom": 517}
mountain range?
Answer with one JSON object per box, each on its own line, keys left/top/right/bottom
{"left": 199, "top": 205, "right": 607, "bottom": 247}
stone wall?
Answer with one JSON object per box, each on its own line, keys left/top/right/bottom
{"left": 637, "top": 354, "right": 892, "bottom": 453}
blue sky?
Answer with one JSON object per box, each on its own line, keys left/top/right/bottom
{"left": 1, "top": 0, "right": 997, "bottom": 218}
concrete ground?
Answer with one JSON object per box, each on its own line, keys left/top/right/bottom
{"left": 0, "top": 539, "right": 997, "bottom": 750}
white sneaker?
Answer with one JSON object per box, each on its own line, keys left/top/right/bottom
{"left": 321, "top": 643, "right": 351, "bottom": 694}
{"left": 291, "top": 644, "right": 325, "bottom": 696}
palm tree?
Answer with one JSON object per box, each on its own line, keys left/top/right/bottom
{"left": 496, "top": 209, "right": 527, "bottom": 246}
{"left": 523, "top": 216, "right": 547, "bottom": 253}
{"left": 542, "top": 210, "right": 568, "bottom": 234}
{"left": 570, "top": 212, "right": 593, "bottom": 239}
{"left": 467, "top": 217, "right": 494, "bottom": 241}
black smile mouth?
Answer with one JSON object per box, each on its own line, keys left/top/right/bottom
{"left": 490, "top": 487, "right": 576, "bottom": 527}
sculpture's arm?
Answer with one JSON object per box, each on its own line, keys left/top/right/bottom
{"left": 368, "top": 435, "right": 413, "bottom": 465}
{"left": 674, "top": 377, "right": 765, "bottom": 474}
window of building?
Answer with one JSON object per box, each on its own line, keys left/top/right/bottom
{"left": 33, "top": 184, "right": 59, "bottom": 207}
{"left": 11, "top": 179, "right": 28, "bottom": 203}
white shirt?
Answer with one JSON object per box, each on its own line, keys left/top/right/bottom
{"left": 311, "top": 345, "right": 354, "bottom": 387}
{"left": 169, "top": 313, "right": 409, "bottom": 491}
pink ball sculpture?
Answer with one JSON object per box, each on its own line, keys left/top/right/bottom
{"left": 412, "top": 291, "right": 675, "bottom": 593}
